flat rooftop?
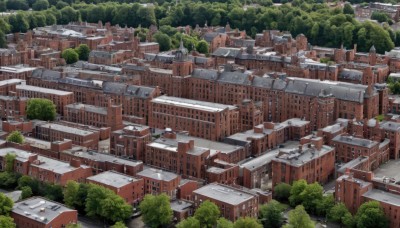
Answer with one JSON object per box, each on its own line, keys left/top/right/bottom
{"left": 0, "top": 78, "right": 25, "bottom": 87}
{"left": 148, "top": 138, "right": 209, "bottom": 156}
{"left": 176, "top": 133, "right": 242, "bottom": 155}
{"left": 0, "top": 147, "right": 35, "bottom": 162}
{"left": 31, "top": 156, "right": 89, "bottom": 174}
{"left": 193, "top": 183, "right": 256, "bottom": 205}
{"left": 38, "top": 123, "right": 93, "bottom": 136}
{"left": 24, "top": 137, "right": 51, "bottom": 150}
{"left": 16, "top": 84, "right": 73, "bottom": 96}
{"left": 332, "top": 135, "right": 378, "bottom": 148}
{"left": 137, "top": 168, "right": 178, "bottom": 181}
{"left": 273, "top": 144, "right": 334, "bottom": 167}
{"left": 87, "top": 171, "right": 141, "bottom": 188}
{"left": 363, "top": 189, "right": 400, "bottom": 206}
{"left": 13, "top": 197, "right": 75, "bottom": 224}
{"left": 0, "top": 66, "right": 36, "bottom": 73}
{"left": 65, "top": 103, "right": 108, "bottom": 115}
{"left": 170, "top": 200, "right": 193, "bottom": 212}
{"left": 151, "top": 95, "right": 237, "bottom": 112}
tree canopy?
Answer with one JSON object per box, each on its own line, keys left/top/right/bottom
{"left": 355, "top": 201, "right": 389, "bottom": 228}
{"left": 176, "top": 217, "right": 200, "bottom": 228}
{"left": 233, "top": 217, "right": 262, "bottom": 228}
{"left": 0, "top": 215, "right": 15, "bottom": 228}
{"left": 6, "top": 131, "right": 24, "bottom": 144}
{"left": 0, "top": 193, "right": 13, "bottom": 216}
{"left": 62, "top": 48, "right": 79, "bottom": 64}
{"left": 139, "top": 194, "right": 173, "bottom": 228}
{"left": 75, "top": 44, "right": 90, "bottom": 61}
{"left": 274, "top": 183, "right": 292, "bottom": 202}
{"left": 26, "top": 98, "right": 57, "bottom": 121}
{"left": 194, "top": 200, "right": 221, "bottom": 228}
{"left": 283, "top": 205, "right": 314, "bottom": 228}
{"left": 259, "top": 200, "right": 285, "bottom": 228}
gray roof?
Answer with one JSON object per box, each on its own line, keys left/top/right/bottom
{"left": 332, "top": 135, "right": 378, "bottom": 148}
{"left": 273, "top": 144, "right": 334, "bottom": 167}
{"left": 87, "top": 171, "right": 141, "bottom": 188}
{"left": 203, "top": 32, "right": 221, "bottom": 42}
{"left": 102, "top": 82, "right": 127, "bottom": 95}
{"left": 125, "top": 85, "right": 156, "bottom": 98}
{"left": 193, "top": 183, "right": 257, "bottom": 205}
{"left": 212, "top": 47, "right": 242, "bottom": 58}
{"left": 363, "top": 189, "right": 400, "bottom": 206}
{"left": 16, "top": 85, "right": 73, "bottom": 96}
{"left": 380, "top": 121, "right": 400, "bottom": 131}
{"left": 13, "top": 197, "right": 75, "bottom": 224}
{"left": 0, "top": 148, "right": 35, "bottom": 163}
{"left": 176, "top": 133, "right": 242, "bottom": 155}
{"left": 65, "top": 103, "right": 108, "bottom": 115}
{"left": 37, "top": 123, "right": 93, "bottom": 136}
{"left": 137, "top": 168, "right": 178, "bottom": 181}
{"left": 170, "top": 200, "right": 193, "bottom": 212}
{"left": 151, "top": 95, "right": 237, "bottom": 112}
{"left": 31, "top": 156, "right": 89, "bottom": 174}
{"left": 339, "top": 69, "right": 363, "bottom": 82}
{"left": 31, "top": 69, "right": 62, "bottom": 81}
{"left": 148, "top": 137, "right": 209, "bottom": 156}
{"left": 58, "top": 77, "right": 102, "bottom": 89}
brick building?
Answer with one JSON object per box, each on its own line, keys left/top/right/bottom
{"left": 0, "top": 147, "right": 37, "bottom": 175}
{"left": 193, "top": 183, "right": 259, "bottom": 222}
{"left": 12, "top": 197, "right": 78, "bottom": 228}
{"left": 16, "top": 84, "right": 74, "bottom": 115}
{"left": 64, "top": 101, "right": 123, "bottom": 131}
{"left": 34, "top": 122, "right": 99, "bottom": 149}
{"left": 0, "top": 65, "right": 36, "bottom": 81}
{"left": 136, "top": 168, "right": 181, "bottom": 199}
{"left": 145, "top": 137, "right": 210, "bottom": 179}
{"left": 271, "top": 137, "right": 335, "bottom": 186}
{"left": 149, "top": 95, "right": 240, "bottom": 141}
{"left": 29, "top": 156, "right": 92, "bottom": 185}
{"left": 0, "top": 96, "right": 28, "bottom": 119}
{"left": 331, "top": 134, "right": 390, "bottom": 170}
{"left": 60, "top": 147, "right": 143, "bottom": 176}
{"left": 110, "top": 124, "right": 152, "bottom": 161}
{"left": 86, "top": 171, "right": 144, "bottom": 205}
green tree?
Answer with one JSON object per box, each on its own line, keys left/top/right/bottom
{"left": 43, "top": 183, "right": 63, "bottom": 202}
{"left": 0, "top": 193, "right": 13, "bottom": 216}
{"left": 59, "top": 6, "right": 80, "bottom": 25}
{"left": 62, "top": 48, "right": 79, "bottom": 64}
{"left": 55, "top": 1, "right": 68, "bottom": 9}
{"left": 300, "top": 182, "right": 323, "bottom": 214}
{"left": 259, "top": 200, "right": 285, "bottom": 228}
{"left": 32, "top": 0, "right": 49, "bottom": 11}
{"left": 0, "top": 215, "right": 15, "bottom": 228}
{"left": 0, "top": 30, "right": 6, "bottom": 49}
{"left": 289, "top": 180, "right": 307, "bottom": 207}
{"left": 355, "top": 201, "right": 389, "bottom": 228}
{"left": 328, "top": 203, "right": 353, "bottom": 227}
{"left": 8, "top": 13, "right": 29, "bottom": 33}
{"left": 274, "top": 183, "right": 292, "bottom": 201}
{"left": 343, "top": 3, "right": 354, "bottom": 15}
{"left": 176, "top": 217, "right": 200, "bottom": 228}
{"left": 0, "top": 172, "right": 19, "bottom": 189}
{"left": 6, "top": 0, "right": 28, "bottom": 10}
{"left": 315, "top": 194, "right": 335, "bottom": 217}
{"left": 217, "top": 217, "right": 233, "bottom": 228}
{"left": 75, "top": 44, "right": 90, "bottom": 61}
{"left": 0, "top": 1, "right": 6, "bottom": 12}
{"left": 66, "top": 224, "right": 82, "bottom": 228}
{"left": 140, "top": 194, "right": 172, "bottom": 228}
{"left": 4, "top": 153, "right": 16, "bottom": 173}
{"left": 20, "top": 186, "right": 33, "bottom": 200}
{"left": 371, "top": 12, "right": 389, "bottom": 23}
{"left": 6, "top": 131, "right": 24, "bottom": 144}
{"left": 153, "top": 33, "right": 171, "bottom": 52}
{"left": 111, "top": 221, "right": 127, "bottom": 228}
{"left": 0, "top": 18, "right": 11, "bottom": 34}
{"left": 63, "top": 180, "right": 80, "bottom": 208}
{"left": 17, "top": 176, "right": 39, "bottom": 194}
{"left": 233, "top": 217, "right": 262, "bottom": 228}
{"left": 26, "top": 98, "right": 56, "bottom": 121}
{"left": 194, "top": 200, "right": 220, "bottom": 228}
{"left": 283, "top": 205, "right": 314, "bottom": 228}
{"left": 196, "top": 40, "right": 209, "bottom": 54}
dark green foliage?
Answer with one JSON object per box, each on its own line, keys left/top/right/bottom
{"left": 140, "top": 194, "right": 173, "bottom": 228}
{"left": 17, "top": 175, "right": 39, "bottom": 195}
{"left": 0, "top": 172, "right": 20, "bottom": 190}
{"left": 0, "top": 215, "right": 15, "bottom": 228}
{"left": 328, "top": 203, "right": 354, "bottom": 227}
{"left": 176, "top": 217, "right": 200, "bottom": 228}
{"left": 4, "top": 154, "right": 16, "bottom": 173}
{"left": 32, "top": 0, "right": 49, "bottom": 11}
{"left": 6, "top": 0, "right": 28, "bottom": 10}
{"left": 20, "top": 186, "right": 33, "bottom": 200}
{"left": 273, "top": 183, "right": 292, "bottom": 202}
{"left": 62, "top": 48, "right": 79, "bottom": 64}
{"left": 6, "top": 131, "right": 24, "bottom": 144}
{"left": 259, "top": 200, "right": 285, "bottom": 228}
{"left": 153, "top": 32, "right": 171, "bottom": 52}
{"left": 371, "top": 11, "right": 390, "bottom": 23}
{"left": 343, "top": 3, "right": 354, "bottom": 15}
{"left": 194, "top": 200, "right": 220, "bottom": 228}
{"left": 26, "top": 98, "right": 57, "bottom": 121}
{"left": 75, "top": 44, "right": 90, "bottom": 61}
{"left": 284, "top": 205, "right": 314, "bottom": 228}
{"left": 355, "top": 201, "right": 389, "bottom": 228}
{"left": 0, "top": 193, "right": 13, "bottom": 216}
{"left": 196, "top": 40, "right": 209, "bottom": 54}
{"left": 0, "top": 30, "right": 5, "bottom": 48}
{"left": 233, "top": 217, "right": 262, "bottom": 228}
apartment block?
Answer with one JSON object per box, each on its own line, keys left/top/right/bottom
{"left": 136, "top": 168, "right": 181, "bottom": 199}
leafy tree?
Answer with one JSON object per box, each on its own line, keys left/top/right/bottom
{"left": 315, "top": 194, "right": 335, "bottom": 217}
{"left": 20, "top": 186, "right": 33, "bottom": 200}
{"left": 300, "top": 182, "right": 323, "bottom": 214}
{"left": 63, "top": 180, "right": 80, "bottom": 208}
{"left": 32, "top": 0, "right": 49, "bottom": 11}
{"left": 196, "top": 40, "right": 209, "bottom": 54}
{"left": 217, "top": 217, "right": 233, "bottom": 228}
{"left": 8, "top": 13, "right": 29, "bottom": 33}
{"left": 55, "top": 1, "right": 68, "bottom": 9}
{"left": 328, "top": 203, "right": 353, "bottom": 227}
{"left": 259, "top": 200, "right": 285, "bottom": 228}
{"left": 66, "top": 224, "right": 82, "bottom": 228}
{"left": 176, "top": 217, "right": 200, "bottom": 228}
{"left": 355, "top": 201, "right": 389, "bottom": 228}
{"left": 153, "top": 32, "right": 171, "bottom": 52}
{"left": 0, "top": 215, "right": 15, "bottom": 228}
{"left": 17, "top": 176, "right": 39, "bottom": 194}
{"left": 43, "top": 183, "right": 63, "bottom": 202}
{"left": 6, "top": 0, "right": 28, "bottom": 10}
{"left": 0, "top": 1, "right": 6, "bottom": 12}
{"left": 233, "top": 217, "right": 262, "bottom": 228}
{"left": 62, "top": 48, "right": 79, "bottom": 64}
{"left": 4, "top": 154, "right": 16, "bottom": 173}
{"left": 289, "top": 180, "right": 307, "bottom": 207}
{"left": 75, "top": 44, "right": 90, "bottom": 61}
{"left": 26, "top": 98, "right": 56, "bottom": 121}
{"left": 194, "top": 200, "right": 220, "bottom": 228}
{"left": 6, "top": 131, "right": 24, "bottom": 144}
{"left": 283, "top": 205, "right": 314, "bottom": 228}
{"left": 59, "top": 6, "right": 79, "bottom": 25}
{"left": 0, "top": 172, "right": 19, "bottom": 189}
{"left": 274, "top": 183, "right": 292, "bottom": 201}
{"left": 140, "top": 194, "right": 172, "bottom": 228}
{"left": 343, "top": 4, "right": 354, "bottom": 15}
{"left": 0, "top": 30, "right": 6, "bottom": 48}
{"left": 0, "top": 193, "right": 13, "bottom": 216}
{"left": 111, "top": 221, "right": 127, "bottom": 228}
{"left": 0, "top": 18, "right": 11, "bottom": 34}
{"left": 371, "top": 12, "right": 390, "bottom": 23}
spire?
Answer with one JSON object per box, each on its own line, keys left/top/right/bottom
{"left": 369, "top": 45, "right": 376, "bottom": 53}
{"left": 179, "top": 38, "right": 184, "bottom": 50}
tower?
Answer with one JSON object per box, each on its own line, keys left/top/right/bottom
{"left": 369, "top": 45, "right": 377, "bottom": 66}
{"left": 172, "top": 39, "right": 193, "bottom": 76}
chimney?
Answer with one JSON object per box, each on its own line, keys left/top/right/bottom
{"left": 69, "top": 159, "right": 81, "bottom": 168}
{"left": 311, "top": 137, "right": 323, "bottom": 150}
{"left": 263, "top": 122, "right": 275, "bottom": 130}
